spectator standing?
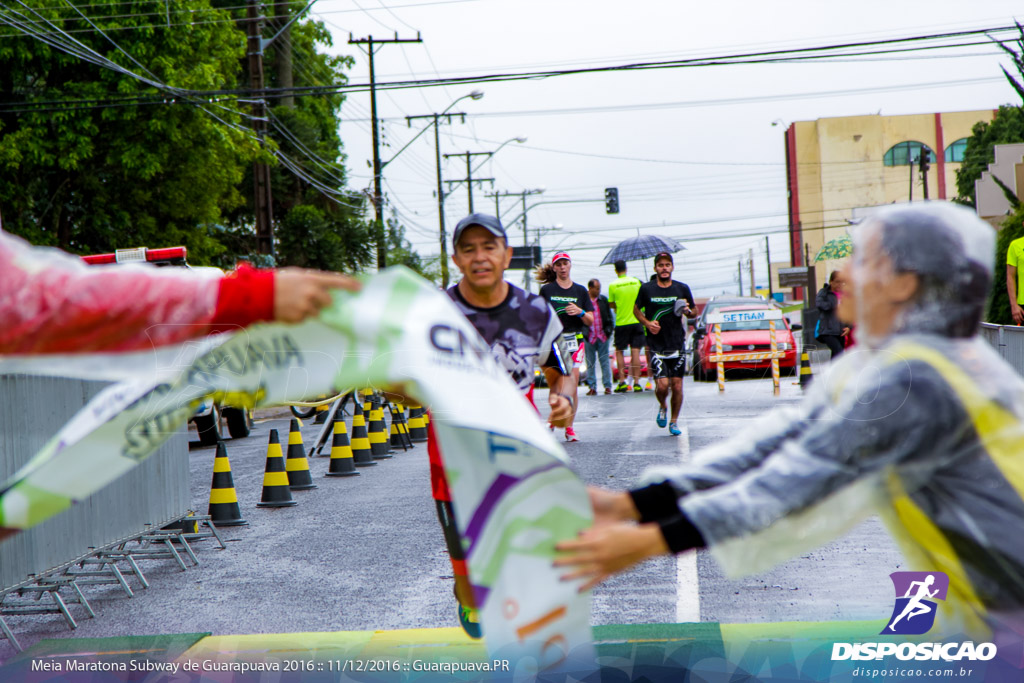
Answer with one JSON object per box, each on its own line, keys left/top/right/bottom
{"left": 815, "top": 270, "right": 849, "bottom": 359}
{"left": 584, "top": 278, "right": 614, "bottom": 395}
{"left": 536, "top": 252, "right": 593, "bottom": 442}
{"left": 633, "top": 252, "right": 695, "bottom": 437}
{"left": 607, "top": 260, "right": 646, "bottom": 393}
{"left": 1006, "top": 235, "right": 1024, "bottom": 325}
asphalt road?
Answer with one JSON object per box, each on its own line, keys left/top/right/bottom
{"left": 1, "top": 372, "right": 906, "bottom": 661}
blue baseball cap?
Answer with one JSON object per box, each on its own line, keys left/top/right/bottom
{"left": 452, "top": 213, "right": 507, "bottom": 248}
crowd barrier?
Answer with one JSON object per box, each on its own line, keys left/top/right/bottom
{"left": 979, "top": 322, "right": 1024, "bottom": 373}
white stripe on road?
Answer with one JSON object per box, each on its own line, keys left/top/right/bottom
{"left": 674, "top": 420, "right": 700, "bottom": 623}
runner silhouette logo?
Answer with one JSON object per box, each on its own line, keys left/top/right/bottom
{"left": 882, "top": 571, "right": 949, "bottom": 635}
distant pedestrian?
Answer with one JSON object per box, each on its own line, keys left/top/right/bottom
{"left": 607, "top": 260, "right": 647, "bottom": 393}
{"left": 584, "top": 279, "right": 614, "bottom": 395}
{"left": 1006, "top": 235, "right": 1024, "bottom": 325}
{"left": 633, "top": 252, "right": 695, "bottom": 436}
{"left": 536, "top": 251, "right": 593, "bottom": 442}
{"left": 816, "top": 270, "right": 849, "bottom": 359}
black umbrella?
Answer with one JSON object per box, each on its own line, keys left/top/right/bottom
{"left": 599, "top": 234, "right": 685, "bottom": 266}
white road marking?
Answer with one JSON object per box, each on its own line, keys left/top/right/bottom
{"left": 674, "top": 420, "right": 700, "bottom": 623}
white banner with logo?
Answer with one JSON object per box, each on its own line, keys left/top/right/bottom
{"left": 0, "top": 267, "right": 594, "bottom": 674}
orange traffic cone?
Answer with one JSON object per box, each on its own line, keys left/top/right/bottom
{"left": 208, "top": 442, "right": 247, "bottom": 526}
{"left": 257, "top": 430, "right": 297, "bottom": 507}
{"left": 285, "top": 418, "right": 317, "bottom": 490}
{"left": 350, "top": 400, "right": 376, "bottom": 467}
{"left": 325, "top": 415, "right": 360, "bottom": 477}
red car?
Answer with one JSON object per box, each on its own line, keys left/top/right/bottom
{"left": 693, "top": 305, "right": 801, "bottom": 381}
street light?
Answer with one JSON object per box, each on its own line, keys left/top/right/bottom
{"left": 404, "top": 90, "right": 484, "bottom": 288}
{"left": 471, "top": 136, "right": 527, "bottom": 174}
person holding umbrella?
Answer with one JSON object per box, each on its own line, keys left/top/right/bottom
{"left": 632, "top": 252, "right": 696, "bottom": 436}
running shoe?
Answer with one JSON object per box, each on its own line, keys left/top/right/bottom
{"left": 615, "top": 382, "right": 629, "bottom": 393}
{"left": 633, "top": 384, "right": 644, "bottom": 393}
{"left": 565, "top": 427, "right": 579, "bottom": 442}
{"left": 669, "top": 422, "right": 682, "bottom": 436}
{"left": 645, "top": 381, "right": 654, "bottom": 390}
{"left": 586, "top": 387, "right": 597, "bottom": 396}
{"left": 458, "top": 603, "right": 483, "bottom": 639}
{"left": 656, "top": 407, "right": 667, "bottom": 428}
{"left": 604, "top": 387, "right": 612, "bottom": 395}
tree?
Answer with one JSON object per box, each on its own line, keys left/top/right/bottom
{"left": 385, "top": 209, "right": 441, "bottom": 284}
{"left": 0, "top": 1, "right": 260, "bottom": 262}
{"left": 955, "top": 24, "right": 1024, "bottom": 207}
{"left": 985, "top": 210, "right": 1024, "bottom": 324}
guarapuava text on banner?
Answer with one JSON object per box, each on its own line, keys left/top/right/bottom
{"left": 0, "top": 267, "right": 595, "bottom": 675}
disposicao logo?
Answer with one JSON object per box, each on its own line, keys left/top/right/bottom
{"left": 830, "top": 571, "right": 997, "bottom": 662}
{"left": 883, "top": 571, "right": 948, "bottom": 635}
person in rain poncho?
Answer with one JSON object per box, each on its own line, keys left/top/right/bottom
{"left": 555, "top": 202, "right": 1024, "bottom": 640}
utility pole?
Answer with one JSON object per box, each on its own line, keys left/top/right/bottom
{"left": 405, "top": 112, "right": 466, "bottom": 288}
{"left": 349, "top": 32, "right": 422, "bottom": 270}
{"left": 738, "top": 261, "right": 743, "bottom": 296}
{"left": 444, "top": 151, "right": 495, "bottom": 213}
{"left": 909, "top": 155, "right": 916, "bottom": 202}
{"left": 247, "top": 0, "right": 274, "bottom": 257}
{"left": 765, "top": 236, "right": 773, "bottom": 301}
{"left": 273, "top": 2, "right": 293, "bottom": 108}
{"left": 748, "top": 248, "right": 755, "bottom": 297}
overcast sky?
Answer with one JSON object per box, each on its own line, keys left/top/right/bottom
{"left": 308, "top": 0, "right": 1022, "bottom": 296}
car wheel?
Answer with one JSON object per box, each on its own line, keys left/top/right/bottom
{"left": 225, "top": 407, "right": 252, "bottom": 439}
{"left": 193, "top": 407, "right": 220, "bottom": 446}
{"left": 290, "top": 405, "right": 317, "bottom": 420}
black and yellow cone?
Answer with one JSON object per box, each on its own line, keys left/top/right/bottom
{"left": 257, "top": 429, "right": 297, "bottom": 507}
{"left": 326, "top": 415, "right": 360, "bottom": 477}
{"left": 368, "top": 398, "right": 393, "bottom": 459}
{"left": 285, "top": 418, "right": 317, "bottom": 490}
{"left": 207, "top": 442, "right": 247, "bottom": 526}
{"left": 314, "top": 401, "right": 329, "bottom": 424}
{"left": 389, "top": 408, "right": 405, "bottom": 450}
{"left": 394, "top": 404, "right": 414, "bottom": 448}
{"left": 350, "top": 400, "right": 376, "bottom": 467}
{"left": 408, "top": 405, "right": 428, "bottom": 443}
{"left": 799, "top": 348, "right": 814, "bottom": 388}
{"left": 422, "top": 408, "right": 430, "bottom": 426}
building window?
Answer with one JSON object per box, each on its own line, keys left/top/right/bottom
{"left": 883, "top": 141, "right": 933, "bottom": 167}
{"left": 945, "top": 137, "right": 969, "bottom": 163}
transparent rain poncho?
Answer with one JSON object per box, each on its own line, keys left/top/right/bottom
{"left": 639, "top": 202, "right": 1024, "bottom": 638}
{"left": 0, "top": 229, "right": 221, "bottom": 354}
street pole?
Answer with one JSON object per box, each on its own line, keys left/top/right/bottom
{"left": 349, "top": 33, "right": 422, "bottom": 270}
{"left": 433, "top": 118, "right": 449, "bottom": 288}
{"left": 749, "top": 248, "right": 755, "bottom": 297}
{"left": 738, "top": 261, "right": 743, "bottom": 296}
{"left": 765, "top": 236, "right": 773, "bottom": 301}
{"left": 444, "top": 151, "right": 494, "bottom": 213}
{"left": 247, "top": 0, "right": 274, "bottom": 257}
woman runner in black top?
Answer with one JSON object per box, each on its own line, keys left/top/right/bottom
{"left": 536, "top": 251, "right": 593, "bottom": 442}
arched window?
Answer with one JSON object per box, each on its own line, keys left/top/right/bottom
{"left": 883, "top": 141, "right": 934, "bottom": 167}
{"left": 945, "top": 137, "right": 969, "bottom": 163}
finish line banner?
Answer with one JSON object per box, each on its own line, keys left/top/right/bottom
{"left": 0, "top": 267, "right": 594, "bottom": 675}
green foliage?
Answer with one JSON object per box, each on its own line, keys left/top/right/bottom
{"left": 985, "top": 209, "right": 1024, "bottom": 324}
{"left": 0, "top": 1, "right": 258, "bottom": 262}
{"left": 276, "top": 204, "right": 373, "bottom": 272}
{"left": 385, "top": 210, "right": 441, "bottom": 284}
{"left": 955, "top": 25, "right": 1024, "bottom": 208}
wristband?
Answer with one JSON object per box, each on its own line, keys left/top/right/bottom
{"left": 577, "top": 310, "right": 586, "bottom": 317}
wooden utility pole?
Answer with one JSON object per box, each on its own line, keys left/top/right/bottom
{"left": 749, "top": 248, "right": 756, "bottom": 297}
{"left": 247, "top": 0, "right": 274, "bottom": 256}
{"left": 443, "top": 151, "right": 495, "bottom": 213}
{"left": 274, "top": 2, "right": 293, "bottom": 109}
{"left": 349, "top": 33, "right": 422, "bottom": 270}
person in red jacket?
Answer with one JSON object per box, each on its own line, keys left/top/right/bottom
{"left": 0, "top": 229, "right": 358, "bottom": 355}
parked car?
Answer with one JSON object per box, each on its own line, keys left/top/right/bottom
{"left": 693, "top": 304, "right": 802, "bottom": 381}
{"left": 689, "top": 295, "right": 767, "bottom": 374}
{"left": 81, "top": 246, "right": 253, "bottom": 445}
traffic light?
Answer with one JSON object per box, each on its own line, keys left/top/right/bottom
{"left": 919, "top": 149, "right": 931, "bottom": 173}
{"left": 605, "top": 187, "right": 619, "bottom": 214}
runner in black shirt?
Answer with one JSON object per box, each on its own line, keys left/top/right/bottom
{"left": 634, "top": 251, "right": 696, "bottom": 436}
{"left": 536, "top": 251, "right": 593, "bottom": 442}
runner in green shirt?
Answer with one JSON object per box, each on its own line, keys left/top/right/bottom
{"left": 607, "top": 261, "right": 647, "bottom": 392}
{"left": 1006, "top": 236, "right": 1024, "bottom": 325}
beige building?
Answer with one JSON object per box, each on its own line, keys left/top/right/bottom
{"left": 784, "top": 109, "right": 995, "bottom": 294}
{"left": 976, "top": 142, "right": 1024, "bottom": 227}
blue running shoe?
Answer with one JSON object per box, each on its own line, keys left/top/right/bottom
{"left": 458, "top": 603, "right": 482, "bottom": 639}
{"left": 656, "top": 407, "right": 667, "bottom": 428}
{"left": 669, "top": 422, "right": 682, "bottom": 436}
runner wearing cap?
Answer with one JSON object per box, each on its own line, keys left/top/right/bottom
{"left": 633, "top": 251, "right": 695, "bottom": 436}
{"left": 536, "top": 251, "right": 593, "bottom": 442}
{"left": 432, "top": 212, "right": 575, "bottom": 638}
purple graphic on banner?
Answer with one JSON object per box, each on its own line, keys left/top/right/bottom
{"left": 882, "top": 571, "right": 949, "bottom": 635}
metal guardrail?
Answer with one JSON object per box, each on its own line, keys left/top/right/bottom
{"left": 0, "top": 375, "right": 191, "bottom": 590}
{"left": 979, "top": 323, "right": 1024, "bottom": 374}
